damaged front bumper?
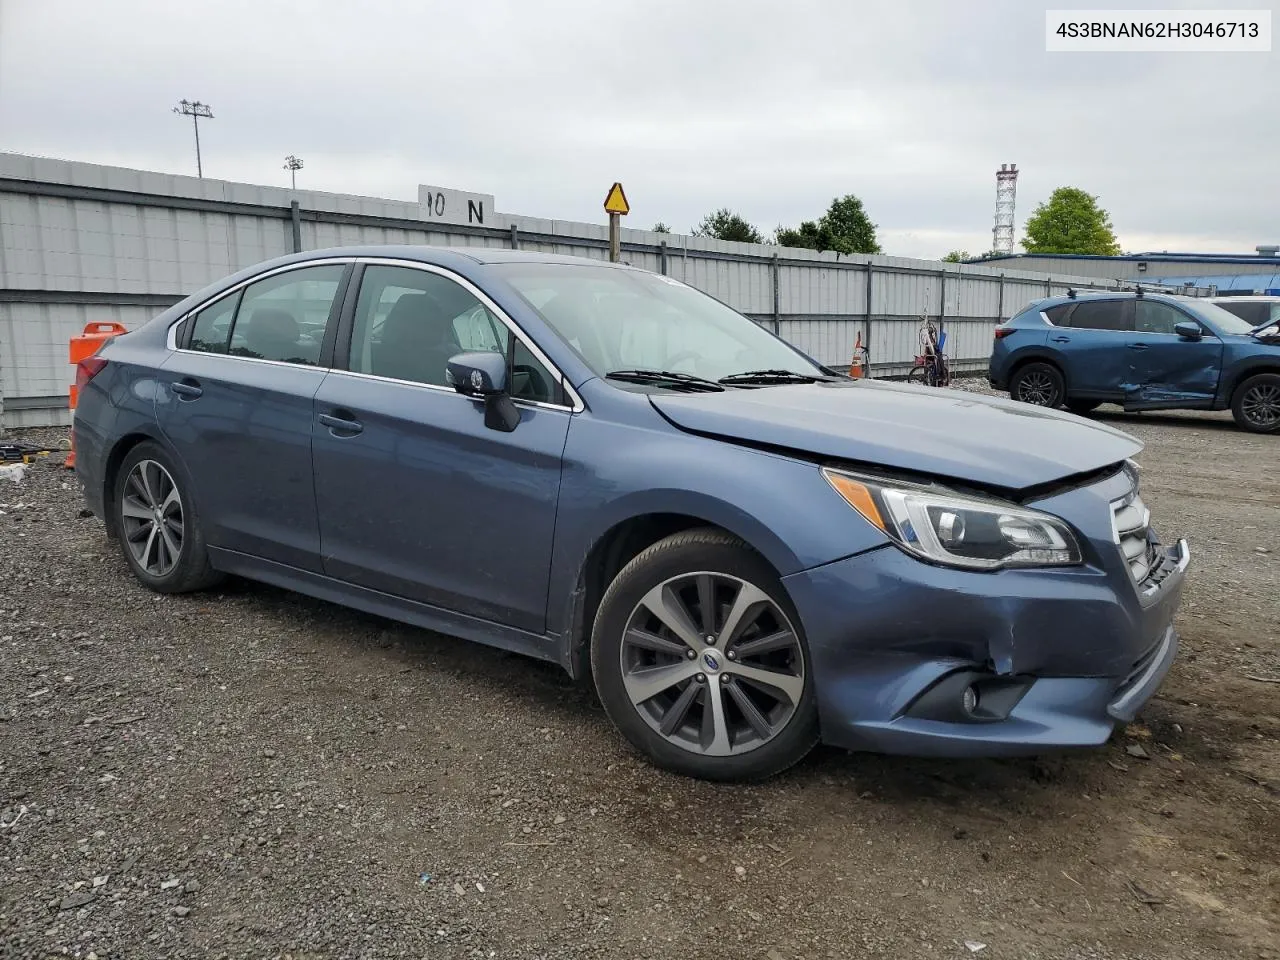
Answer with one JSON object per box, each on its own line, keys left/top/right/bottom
{"left": 782, "top": 536, "right": 1188, "bottom": 757}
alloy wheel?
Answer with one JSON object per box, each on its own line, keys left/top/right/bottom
{"left": 120, "top": 459, "right": 185, "bottom": 577}
{"left": 1017, "top": 371, "right": 1056, "bottom": 405}
{"left": 619, "top": 573, "right": 805, "bottom": 757}
{"left": 1242, "top": 383, "right": 1280, "bottom": 429}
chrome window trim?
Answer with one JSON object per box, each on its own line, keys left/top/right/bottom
{"left": 166, "top": 256, "right": 584, "bottom": 413}
{"left": 165, "top": 257, "right": 356, "bottom": 351}
{"left": 352, "top": 257, "right": 583, "bottom": 413}
{"left": 322, "top": 367, "right": 573, "bottom": 415}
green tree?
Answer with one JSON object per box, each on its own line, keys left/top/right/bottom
{"left": 941, "top": 250, "right": 971, "bottom": 263}
{"left": 651, "top": 222, "right": 671, "bottom": 234}
{"left": 1022, "top": 187, "right": 1121, "bottom": 255}
{"left": 693, "top": 208, "right": 763, "bottom": 243}
{"left": 775, "top": 194, "right": 880, "bottom": 254}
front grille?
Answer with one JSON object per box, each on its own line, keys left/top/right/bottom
{"left": 1110, "top": 476, "right": 1166, "bottom": 590}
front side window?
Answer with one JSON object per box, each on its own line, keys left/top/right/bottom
{"left": 495, "top": 263, "right": 825, "bottom": 383}
{"left": 1134, "top": 301, "right": 1188, "bottom": 335}
{"left": 1067, "top": 300, "right": 1132, "bottom": 332}
{"left": 348, "top": 265, "right": 558, "bottom": 403}
{"left": 226, "top": 264, "right": 345, "bottom": 365}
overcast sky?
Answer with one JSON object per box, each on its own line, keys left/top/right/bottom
{"left": 0, "top": 0, "right": 1275, "bottom": 259}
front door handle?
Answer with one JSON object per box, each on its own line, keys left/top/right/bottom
{"left": 319, "top": 412, "right": 364, "bottom": 436}
{"left": 1127, "top": 343, "right": 1148, "bottom": 350}
{"left": 1051, "top": 336, "right": 1071, "bottom": 343}
{"left": 171, "top": 379, "right": 203, "bottom": 399}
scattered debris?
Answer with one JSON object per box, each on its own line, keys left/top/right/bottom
{"left": 1062, "top": 871, "right": 1082, "bottom": 887}
{"left": 0, "top": 463, "right": 27, "bottom": 484}
{"left": 475, "top": 881, "right": 485, "bottom": 893}
{"left": 418, "top": 873, "right": 432, "bottom": 885}
{"left": 92, "top": 875, "right": 109, "bottom": 888}
{"left": 59, "top": 891, "right": 94, "bottom": 911}
{"left": 453, "top": 882, "right": 466, "bottom": 895}
{"left": 1125, "top": 879, "right": 1166, "bottom": 906}
{"left": 734, "top": 865, "right": 746, "bottom": 879}
{"left": 1244, "top": 675, "right": 1280, "bottom": 684}
{"left": 160, "top": 878, "right": 181, "bottom": 890}
{"left": 172, "top": 905, "right": 191, "bottom": 918}
{"left": 109, "top": 715, "right": 146, "bottom": 726}
{"left": 964, "top": 941, "right": 988, "bottom": 953}
{"left": 0, "top": 805, "right": 27, "bottom": 829}
{"left": 1107, "top": 759, "right": 1129, "bottom": 772}
{"left": 1125, "top": 743, "right": 1150, "bottom": 760}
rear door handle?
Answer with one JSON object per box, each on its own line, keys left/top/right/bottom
{"left": 1051, "top": 336, "right": 1071, "bottom": 343}
{"left": 1127, "top": 343, "right": 1148, "bottom": 350}
{"left": 319, "top": 412, "right": 364, "bottom": 435}
{"left": 171, "top": 379, "right": 203, "bottom": 399}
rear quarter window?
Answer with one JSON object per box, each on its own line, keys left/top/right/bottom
{"left": 1044, "top": 303, "right": 1073, "bottom": 326}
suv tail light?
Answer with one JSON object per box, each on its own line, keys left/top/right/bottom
{"left": 993, "top": 327, "right": 1015, "bottom": 339}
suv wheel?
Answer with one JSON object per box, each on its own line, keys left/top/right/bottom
{"left": 1231, "top": 373, "right": 1280, "bottom": 433}
{"left": 590, "top": 529, "right": 818, "bottom": 782}
{"left": 1011, "top": 362, "right": 1064, "bottom": 407}
{"left": 115, "top": 442, "right": 224, "bottom": 593}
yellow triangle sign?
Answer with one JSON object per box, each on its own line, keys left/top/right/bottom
{"left": 603, "top": 182, "right": 630, "bottom": 216}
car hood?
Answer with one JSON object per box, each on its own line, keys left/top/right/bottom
{"left": 648, "top": 379, "right": 1142, "bottom": 492}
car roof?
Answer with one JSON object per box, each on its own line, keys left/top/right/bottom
{"left": 284, "top": 245, "right": 640, "bottom": 269}
{"left": 1028, "top": 291, "right": 1198, "bottom": 310}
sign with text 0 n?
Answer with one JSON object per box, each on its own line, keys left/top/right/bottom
{"left": 417, "top": 185, "right": 496, "bottom": 226}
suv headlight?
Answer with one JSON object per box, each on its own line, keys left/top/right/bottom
{"left": 822, "top": 467, "right": 1082, "bottom": 570}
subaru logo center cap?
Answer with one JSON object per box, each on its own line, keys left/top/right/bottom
{"left": 470, "top": 369, "right": 484, "bottom": 391}
{"left": 702, "top": 651, "right": 720, "bottom": 672}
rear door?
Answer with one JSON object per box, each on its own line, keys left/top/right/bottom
{"left": 310, "top": 261, "right": 573, "bottom": 633}
{"left": 157, "top": 261, "right": 351, "bottom": 571}
{"left": 1051, "top": 298, "right": 1133, "bottom": 399}
{"left": 1126, "top": 299, "right": 1223, "bottom": 407}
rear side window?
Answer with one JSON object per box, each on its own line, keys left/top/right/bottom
{"left": 1068, "top": 300, "right": 1132, "bottom": 331}
{"left": 188, "top": 292, "right": 240, "bottom": 353}
{"left": 228, "top": 264, "right": 346, "bottom": 365}
{"left": 1044, "top": 303, "right": 1073, "bottom": 326}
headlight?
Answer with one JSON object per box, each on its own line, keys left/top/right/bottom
{"left": 822, "top": 468, "right": 1082, "bottom": 570}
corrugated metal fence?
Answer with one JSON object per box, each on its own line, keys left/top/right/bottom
{"left": 0, "top": 152, "right": 1202, "bottom": 428}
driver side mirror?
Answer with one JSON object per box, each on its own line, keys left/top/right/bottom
{"left": 1174, "top": 321, "right": 1202, "bottom": 341}
{"left": 447, "top": 352, "right": 520, "bottom": 433}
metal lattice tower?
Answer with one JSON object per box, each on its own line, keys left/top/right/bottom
{"left": 992, "top": 163, "right": 1018, "bottom": 255}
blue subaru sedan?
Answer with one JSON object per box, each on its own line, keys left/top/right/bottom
{"left": 72, "top": 248, "right": 1189, "bottom": 781}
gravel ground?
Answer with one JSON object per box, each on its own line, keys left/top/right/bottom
{"left": 1, "top": 388, "right": 1277, "bottom": 960}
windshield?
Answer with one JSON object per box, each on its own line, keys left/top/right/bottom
{"left": 1187, "top": 299, "right": 1266, "bottom": 336}
{"left": 494, "top": 263, "right": 825, "bottom": 382}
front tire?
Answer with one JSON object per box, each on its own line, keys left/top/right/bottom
{"left": 1011, "top": 362, "right": 1064, "bottom": 407}
{"left": 1231, "top": 374, "right": 1280, "bottom": 433}
{"left": 114, "top": 442, "right": 223, "bottom": 593}
{"left": 590, "top": 529, "right": 819, "bottom": 782}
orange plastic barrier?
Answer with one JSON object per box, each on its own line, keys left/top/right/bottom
{"left": 66, "top": 322, "right": 128, "bottom": 469}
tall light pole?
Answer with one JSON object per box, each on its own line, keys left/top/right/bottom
{"left": 283, "top": 155, "right": 304, "bottom": 190}
{"left": 173, "top": 99, "right": 213, "bottom": 178}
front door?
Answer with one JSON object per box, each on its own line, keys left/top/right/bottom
{"left": 157, "top": 262, "right": 349, "bottom": 571}
{"left": 1124, "top": 300, "right": 1223, "bottom": 407}
{"left": 311, "top": 262, "right": 572, "bottom": 633}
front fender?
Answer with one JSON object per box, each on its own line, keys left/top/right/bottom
{"left": 545, "top": 397, "right": 890, "bottom": 644}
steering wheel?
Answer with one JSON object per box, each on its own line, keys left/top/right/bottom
{"left": 662, "top": 351, "right": 703, "bottom": 372}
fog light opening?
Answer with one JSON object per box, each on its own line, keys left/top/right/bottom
{"left": 962, "top": 684, "right": 980, "bottom": 715}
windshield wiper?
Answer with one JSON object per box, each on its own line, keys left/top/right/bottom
{"left": 717, "top": 369, "right": 835, "bottom": 385}
{"left": 605, "top": 369, "right": 725, "bottom": 392}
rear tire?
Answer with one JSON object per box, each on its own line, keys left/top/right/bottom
{"left": 1011, "top": 362, "right": 1064, "bottom": 407}
{"left": 1231, "top": 373, "right": 1280, "bottom": 433}
{"left": 907, "top": 365, "right": 925, "bottom": 384}
{"left": 590, "top": 528, "right": 819, "bottom": 782}
{"left": 114, "top": 441, "right": 224, "bottom": 594}
{"left": 1066, "top": 399, "right": 1101, "bottom": 415}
